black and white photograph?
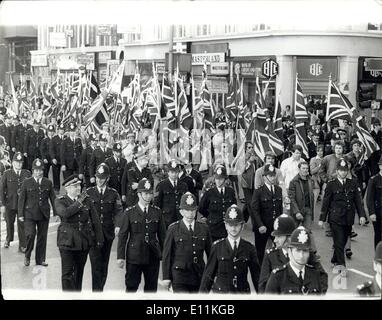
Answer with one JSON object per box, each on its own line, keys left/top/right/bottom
{"left": 0, "top": 0, "right": 381, "bottom": 304}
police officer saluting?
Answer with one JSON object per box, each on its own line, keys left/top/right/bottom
{"left": 259, "top": 214, "right": 327, "bottom": 293}
{"left": 199, "top": 164, "right": 236, "bottom": 242}
{"left": 199, "top": 205, "right": 260, "bottom": 294}
{"left": 104, "top": 142, "right": 127, "bottom": 196}
{"left": 319, "top": 158, "right": 366, "bottom": 276}
{"left": 265, "top": 226, "right": 325, "bottom": 295}
{"left": 18, "top": 158, "right": 56, "bottom": 267}
{"left": 162, "top": 192, "right": 212, "bottom": 293}
{"left": 155, "top": 159, "right": 188, "bottom": 228}
{"left": 357, "top": 241, "right": 382, "bottom": 297}
{"left": 117, "top": 178, "right": 166, "bottom": 292}
{"left": 0, "top": 152, "right": 31, "bottom": 251}
{"left": 55, "top": 175, "right": 104, "bottom": 291}
{"left": 87, "top": 163, "right": 123, "bottom": 291}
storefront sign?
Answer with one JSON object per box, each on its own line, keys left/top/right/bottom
{"left": 192, "top": 52, "right": 225, "bottom": 66}
{"left": 261, "top": 59, "right": 278, "bottom": 78}
{"left": 234, "top": 62, "right": 260, "bottom": 77}
{"left": 77, "top": 53, "right": 95, "bottom": 69}
{"left": 31, "top": 54, "right": 48, "bottom": 67}
{"left": 296, "top": 57, "right": 338, "bottom": 81}
{"left": 364, "top": 58, "right": 382, "bottom": 71}
{"left": 49, "top": 32, "right": 67, "bottom": 48}
{"left": 156, "top": 62, "right": 165, "bottom": 74}
{"left": 360, "top": 57, "right": 382, "bottom": 83}
{"left": 49, "top": 53, "right": 95, "bottom": 70}
{"left": 98, "top": 52, "right": 112, "bottom": 64}
{"left": 97, "top": 25, "right": 112, "bottom": 36}
{"left": 107, "top": 60, "right": 120, "bottom": 77}
{"left": 210, "top": 62, "right": 229, "bottom": 75}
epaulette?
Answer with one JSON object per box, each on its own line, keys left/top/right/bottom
{"left": 266, "top": 247, "right": 277, "bottom": 255}
{"left": 125, "top": 206, "right": 135, "bottom": 212}
{"left": 306, "top": 264, "right": 314, "bottom": 268}
{"left": 151, "top": 205, "right": 161, "bottom": 210}
{"left": 212, "top": 238, "right": 225, "bottom": 246}
{"left": 357, "top": 281, "right": 373, "bottom": 292}
{"left": 108, "top": 187, "right": 118, "bottom": 193}
{"left": 58, "top": 195, "right": 65, "bottom": 199}
{"left": 272, "top": 264, "right": 287, "bottom": 274}
{"left": 168, "top": 221, "right": 180, "bottom": 228}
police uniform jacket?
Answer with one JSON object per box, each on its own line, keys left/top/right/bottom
{"left": 121, "top": 161, "right": 134, "bottom": 196}
{"left": 86, "top": 186, "right": 124, "bottom": 240}
{"left": 178, "top": 169, "right": 203, "bottom": 201}
{"left": 0, "top": 168, "right": 31, "bottom": 210}
{"left": 320, "top": 178, "right": 365, "bottom": 226}
{"left": 259, "top": 247, "right": 328, "bottom": 293}
{"left": 89, "top": 147, "right": 113, "bottom": 178}
{"left": 60, "top": 137, "right": 83, "bottom": 170}
{"left": 10, "top": 124, "right": 22, "bottom": 151}
{"left": 198, "top": 186, "right": 236, "bottom": 239}
{"left": 366, "top": 173, "right": 382, "bottom": 221}
{"left": 18, "top": 177, "right": 57, "bottom": 220}
{"left": 55, "top": 195, "right": 104, "bottom": 251}
{"left": 250, "top": 184, "right": 283, "bottom": 231}
{"left": 117, "top": 204, "right": 166, "bottom": 265}
{"left": 162, "top": 220, "right": 212, "bottom": 285}
{"left": 15, "top": 124, "right": 31, "bottom": 151}
{"left": 40, "top": 136, "right": 52, "bottom": 163}
{"left": 199, "top": 238, "right": 260, "bottom": 293}
{"left": 79, "top": 146, "right": 96, "bottom": 177}
{"left": 49, "top": 135, "right": 65, "bottom": 164}
{"left": 357, "top": 278, "right": 381, "bottom": 297}
{"left": 104, "top": 156, "right": 127, "bottom": 195}
{"left": 24, "top": 128, "right": 44, "bottom": 158}
{"left": 264, "top": 263, "right": 323, "bottom": 295}
{"left": 154, "top": 179, "right": 188, "bottom": 227}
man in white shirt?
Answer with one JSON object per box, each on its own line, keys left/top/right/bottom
{"left": 280, "top": 145, "right": 306, "bottom": 192}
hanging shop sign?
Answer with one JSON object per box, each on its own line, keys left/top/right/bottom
{"left": 210, "top": 62, "right": 229, "bottom": 75}
{"left": 98, "top": 52, "right": 112, "bottom": 64}
{"left": 31, "top": 54, "right": 48, "bottom": 67}
{"left": 191, "top": 52, "right": 225, "bottom": 66}
{"left": 296, "top": 57, "right": 338, "bottom": 81}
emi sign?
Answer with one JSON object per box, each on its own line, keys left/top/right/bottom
{"left": 262, "top": 59, "right": 278, "bottom": 78}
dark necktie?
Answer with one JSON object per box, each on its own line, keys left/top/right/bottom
{"left": 271, "top": 185, "right": 274, "bottom": 197}
{"left": 189, "top": 223, "right": 193, "bottom": 234}
{"left": 143, "top": 207, "right": 148, "bottom": 217}
{"left": 100, "top": 189, "right": 103, "bottom": 197}
{"left": 233, "top": 240, "right": 238, "bottom": 257}
{"left": 298, "top": 270, "right": 304, "bottom": 291}
{"left": 220, "top": 188, "right": 224, "bottom": 197}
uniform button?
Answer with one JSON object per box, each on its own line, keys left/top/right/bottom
{"left": 234, "top": 275, "right": 237, "bottom": 278}
{"left": 234, "top": 266, "right": 237, "bottom": 269}
{"left": 146, "top": 226, "right": 148, "bottom": 228}
{"left": 193, "top": 244, "right": 195, "bottom": 247}
{"left": 289, "top": 290, "right": 292, "bottom": 293}
{"left": 146, "top": 233, "right": 148, "bottom": 235}
{"left": 193, "top": 251, "right": 196, "bottom": 254}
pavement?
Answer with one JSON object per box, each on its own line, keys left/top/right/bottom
{"left": 0, "top": 189, "right": 377, "bottom": 299}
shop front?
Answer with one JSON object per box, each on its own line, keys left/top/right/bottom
{"left": 358, "top": 57, "right": 382, "bottom": 109}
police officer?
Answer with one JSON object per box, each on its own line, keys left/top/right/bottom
{"left": 60, "top": 122, "right": 83, "bottom": 179}
{"left": 104, "top": 142, "right": 127, "bottom": 196}
{"left": 117, "top": 178, "right": 166, "bottom": 292}
{"left": 259, "top": 214, "right": 328, "bottom": 293}
{"left": 155, "top": 159, "right": 188, "bottom": 228}
{"left": 178, "top": 156, "right": 203, "bottom": 204}
{"left": 79, "top": 133, "right": 97, "bottom": 188}
{"left": 265, "top": 226, "right": 325, "bottom": 295}
{"left": 55, "top": 174, "right": 104, "bottom": 291}
{"left": 319, "top": 158, "right": 366, "bottom": 275}
{"left": 199, "top": 205, "right": 260, "bottom": 293}
{"left": 40, "top": 124, "right": 55, "bottom": 178}
{"left": 199, "top": 165, "right": 236, "bottom": 242}
{"left": 123, "top": 147, "right": 153, "bottom": 207}
{"left": 24, "top": 120, "right": 44, "bottom": 171}
{"left": 10, "top": 115, "right": 21, "bottom": 157}
{"left": 357, "top": 241, "right": 382, "bottom": 297}
{"left": 89, "top": 133, "right": 113, "bottom": 184}
{"left": 18, "top": 158, "right": 57, "bottom": 267}
{"left": 0, "top": 152, "right": 31, "bottom": 251}
{"left": 49, "top": 122, "right": 66, "bottom": 192}
{"left": 87, "top": 163, "right": 123, "bottom": 291}
{"left": 251, "top": 164, "right": 283, "bottom": 265}
{"left": 366, "top": 157, "right": 382, "bottom": 248}
{"left": 162, "top": 192, "right": 212, "bottom": 293}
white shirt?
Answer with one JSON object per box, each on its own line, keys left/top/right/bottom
{"left": 338, "top": 178, "right": 346, "bottom": 185}
{"left": 264, "top": 182, "right": 274, "bottom": 193}
{"left": 182, "top": 219, "right": 195, "bottom": 231}
{"left": 280, "top": 157, "right": 305, "bottom": 189}
{"left": 169, "top": 179, "right": 177, "bottom": 188}
{"left": 34, "top": 177, "right": 42, "bottom": 184}
{"left": 227, "top": 237, "right": 241, "bottom": 251}
{"left": 14, "top": 169, "right": 21, "bottom": 176}
{"left": 282, "top": 248, "right": 289, "bottom": 259}
{"left": 138, "top": 202, "right": 148, "bottom": 213}
{"left": 97, "top": 187, "right": 106, "bottom": 195}
{"left": 134, "top": 160, "right": 142, "bottom": 173}
{"left": 217, "top": 187, "right": 225, "bottom": 195}
{"left": 289, "top": 263, "right": 305, "bottom": 280}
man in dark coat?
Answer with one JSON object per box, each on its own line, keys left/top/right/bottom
{"left": 55, "top": 174, "right": 104, "bottom": 291}
{"left": 40, "top": 124, "right": 55, "bottom": 178}
{"left": 199, "top": 205, "right": 260, "bottom": 293}
{"left": 49, "top": 122, "right": 66, "bottom": 192}
{"left": 89, "top": 133, "right": 112, "bottom": 184}
{"left": 251, "top": 164, "right": 283, "bottom": 265}
{"left": 199, "top": 165, "right": 236, "bottom": 242}
{"left": 162, "top": 192, "right": 212, "bottom": 293}
{"left": 18, "top": 158, "right": 57, "bottom": 267}
{"left": 155, "top": 159, "right": 188, "bottom": 228}
{"left": 87, "top": 163, "right": 123, "bottom": 291}
{"left": 60, "top": 122, "right": 83, "bottom": 179}
{"left": 117, "top": 178, "right": 166, "bottom": 292}
{"left": 178, "top": 157, "right": 203, "bottom": 204}
{"left": 0, "top": 152, "right": 31, "bottom": 251}
{"left": 104, "top": 142, "right": 127, "bottom": 196}
{"left": 78, "top": 133, "right": 97, "bottom": 188}
{"left": 23, "top": 120, "right": 44, "bottom": 171}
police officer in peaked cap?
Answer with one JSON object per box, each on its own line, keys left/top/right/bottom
{"left": 162, "top": 192, "right": 212, "bottom": 293}
{"left": 89, "top": 133, "right": 113, "bottom": 185}
{"left": 79, "top": 133, "right": 98, "bottom": 188}
{"left": 200, "top": 204, "right": 260, "bottom": 293}
{"left": 117, "top": 178, "right": 166, "bottom": 292}
{"left": 104, "top": 142, "right": 127, "bottom": 196}
{"left": 49, "top": 122, "right": 66, "bottom": 192}
{"left": 265, "top": 226, "right": 324, "bottom": 295}
{"left": 87, "top": 163, "right": 123, "bottom": 291}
